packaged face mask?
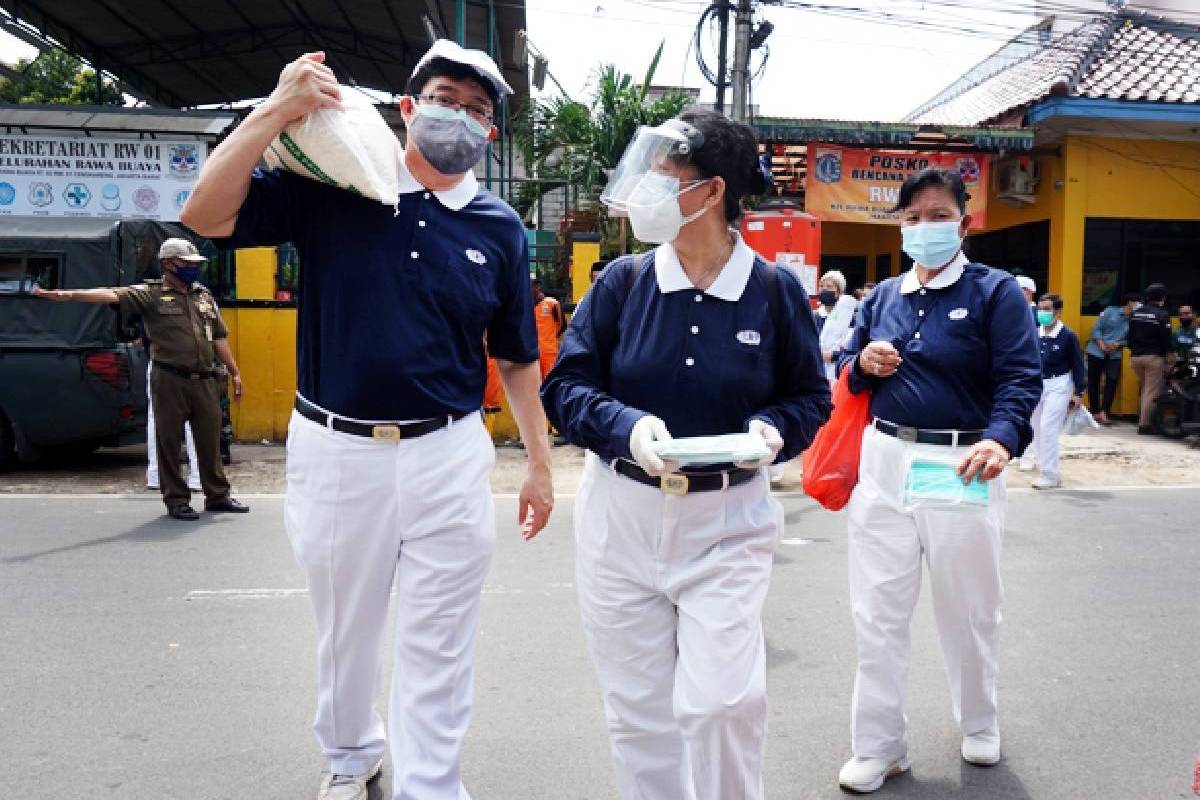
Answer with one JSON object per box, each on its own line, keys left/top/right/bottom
{"left": 653, "top": 433, "right": 771, "bottom": 467}
{"left": 903, "top": 456, "right": 990, "bottom": 510}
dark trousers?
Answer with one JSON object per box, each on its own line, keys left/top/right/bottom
{"left": 1086, "top": 354, "right": 1122, "bottom": 415}
{"left": 150, "top": 366, "right": 231, "bottom": 509}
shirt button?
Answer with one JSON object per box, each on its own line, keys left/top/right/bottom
{"left": 914, "top": 332, "right": 922, "bottom": 339}
{"left": 919, "top": 288, "right": 927, "bottom": 295}
{"left": 694, "top": 294, "right": 703, "bottom": 303}
{"left": 685, "top": 357, "right": 695, "bottom": 366}
{"left": 423, "top": 192, "right": 431, "bottom": 199}
{"left": 418, "top": 220, "right": 427, "bottom": 228}
{"left": 410, "top": 251, "right": 419, "bottom": 259}
{"left": 918, "top": 309, "right": 925, "bottom": 316}
{"left": 691, "top": 325, "right": 700, "bottom": 334}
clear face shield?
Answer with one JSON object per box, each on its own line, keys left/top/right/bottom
{"left": 600, "top": 120, "right": 706, "bottom": 213}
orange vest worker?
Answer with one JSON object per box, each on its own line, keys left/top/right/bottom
{"left": 483, "top": 356, "right": 504, "bottom": 413}
{"left": 534, "top": 293, "right": 564, "bottom": 380}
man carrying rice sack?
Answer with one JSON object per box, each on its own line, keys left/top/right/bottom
{"left": 182, "top": 40, "right": 554, "bottom": 800}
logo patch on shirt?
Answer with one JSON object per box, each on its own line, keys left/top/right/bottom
{"left": 736, "top": 330, "right": 762, "bottom": 346}
{"left": 948, "top": 307, "right": 969, "bottom": 320}
{"left": 465, "top": 248, "right": 487, "bottom": 265}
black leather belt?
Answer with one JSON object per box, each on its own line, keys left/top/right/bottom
{"left": 155, "top": 362, "right": 218, "bottom": 380}
{"left": 613, "top": 459, "right": 759, "bottom": 495}
{"left": 295, "top": 396, "right": 465, "bottom": 442}
{"left": 873, "top": 418, "right": 983, "bottom": 447}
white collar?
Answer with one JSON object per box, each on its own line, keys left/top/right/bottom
{"left": 396, "top": 147, "right": 479, "bottom": 211}
{"left": 899, "top": 250, "right": 968, "bottom": 295}
{"left": 1040, "top": 320, "right": 1064, "bottom": 338}
{"left": 654, "top": 231, "right": 756, "bottom": 302}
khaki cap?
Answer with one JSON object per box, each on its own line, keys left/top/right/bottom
{"left": 158, "top": 238, "right": 207, "bottom": 262}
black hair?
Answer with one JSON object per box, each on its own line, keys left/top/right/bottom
{"left": 1039, "top": 292, "right": 1064, "bottom": 310}
{"left": 677, "top": 109, "right": 770, "bottom": 223}
{"left": 892, "top": 167, "right": 971, "bottom": 214}
{"left": 1145, "top": 282, "right": 1168, "bottom": 303}
{"left": 1123, "top": 291, "right": 1142, "bottom": 305}
{"left": 590, "top": 260, "right": 608, "bottom": 274}
{"left": 405, "top": 56, "right": 499, "bottom": 108}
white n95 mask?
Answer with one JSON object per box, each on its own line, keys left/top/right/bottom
{"left": 626, "top": 173, "right": 711, "bottom": 244}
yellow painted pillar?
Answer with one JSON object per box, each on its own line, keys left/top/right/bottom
{"left": 571, "top": 238, "right": 601, "bottom": 304}
{"left": 235, "top": 246, "right": 277, "bottom": 300}
{"left": 1055, "top": 138, "right": 1087, "bottom": 333}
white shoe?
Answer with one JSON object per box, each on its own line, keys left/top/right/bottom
{"left": 1018, "top": 461, "right": 1036, "bottom": 472}
{"left": 1032, "top": 475, "right": 1061, "bottom": 490}
{"left": 838, "top": 755, "right": 911, "bottom": 793}
{"left": 962, "top": 732, "right": 1001, "bottom": 766}
{"left": 317, "top": 759, "right": 383, "bottom": 800}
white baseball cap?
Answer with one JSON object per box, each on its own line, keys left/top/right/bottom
{"left": 413, "top": 39, "right": 513, "bottom": 99}
{"left": 1015, "top": 275, "right": 1036, "bottom": 293}
{"left": 158, "top": 238, "right": 206, "bottom": 262}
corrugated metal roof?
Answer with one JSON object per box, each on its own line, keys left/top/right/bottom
{"left": 904, "top": 10, "right": 1200, "bottom": 126}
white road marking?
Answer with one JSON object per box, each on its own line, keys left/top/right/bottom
{"left": 780, "top": 537, "right": 816, "bottom": 546}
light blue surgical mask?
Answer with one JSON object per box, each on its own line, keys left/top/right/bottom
{"left": 901, "top": 220, "right": 963, "bottom": 268}
{"left": 1037, "top": 310, "right": 1055, "bottom": 326}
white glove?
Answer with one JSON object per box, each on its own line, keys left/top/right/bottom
{"left": 629, "top": 415, "right": 678, "bottom": 477}
{"left": 736, "top": 419, "right": 784, "bottom": 470}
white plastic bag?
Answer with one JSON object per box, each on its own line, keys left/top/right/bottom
{"left": 1064, "top": 404, "right": 1100, "bottom": 435}
{"left": 264, "top": 89, "right": 400, "bottom": 205}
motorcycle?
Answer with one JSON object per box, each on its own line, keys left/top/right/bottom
{"left": 1151, "top": 342, "right": 1200, "bottom": 438}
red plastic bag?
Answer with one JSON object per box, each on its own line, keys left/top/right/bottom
{"left": 802, "top": 366, "right": 871, "bottom": 511}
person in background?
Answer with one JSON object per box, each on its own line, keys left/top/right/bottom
{"left": 1128, "top": 282, "right": 1173, "bottom": 434}
{"left": 589, "top": 259, "right": 609, "bottom": 286}
{"left": 482, "top": 346, "right": 505, "bottom": 437}
{"left": 532, "top": 277, "right": 565, "bottom": 380}
{"left": 1173, "top": 304, "right": 1197, "bottom": 361}
{"left": 815, "top": 269, "right": 857, "bottom": 383}
{"left": 1085, "top": 292, "right": 1138, "bottom": 426}
{"left": 853, "top": 282, "right": 877, "bottom": 328}
{"left": 836, "top": 167, "right": 1040, "bottom": 793}
{"left": 1016, "top": 275, "right": 1038, "bottom": 328}
{"left": 35, "top": 239, "right": 248, "bottom": 521}
{"left": 1020, "top": 293, "right": 1085, "bottom": 490}
{"left": 543, "top": 109, "right": 830, "bottom": 800}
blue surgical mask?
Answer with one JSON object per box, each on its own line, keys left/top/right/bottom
{"left": 901, "top": 220, "right": 963, "bottom": 268}
{"left": 1037, "top": 310, "right": 1055, "bottom": 326}
{"left": 174, "top": 265, "right": 202, "bottom": 284}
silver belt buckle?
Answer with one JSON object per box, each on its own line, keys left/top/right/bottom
{"left": 372, "top": 424, "right": 402, "bottom": 442}
{"left": 661, "top": 474, "right": 689, "bottom": 495}
{"left": 896, "top": 426, "right": 919, "bottom": 443}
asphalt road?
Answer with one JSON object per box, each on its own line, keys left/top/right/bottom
{"left": 1, "top": 488, "right": 1197, "bottom": 799}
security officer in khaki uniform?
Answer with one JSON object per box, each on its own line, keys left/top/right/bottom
{"left": 36, "top": 238, "right": 250, "bottom": 520}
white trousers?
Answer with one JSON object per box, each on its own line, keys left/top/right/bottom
{"left": 145, "top": 360, "right": 200, "bottom": 489}
{"left": 284, "top": 409, "right": 496, "bottom": 800}
{"left": 575, "top": 453, "right": 782, "bottom": 800}
{"left": 846, "top": 426, "right": 1006, "bottom": 759}
{"left": 1024, "top": 374, "right": 1073, "bottom": 481}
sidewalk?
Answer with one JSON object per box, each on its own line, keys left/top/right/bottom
{"left": 1, "top": 421, "right": 1196, "bottom": 495}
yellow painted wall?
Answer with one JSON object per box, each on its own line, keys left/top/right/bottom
{"left": 234, "top": 246, "right": 277, "bottom": 300}
{"left": 224, "top": 307, "right": 297, "bottom": 441}
{"left": 571, "top": 239, "right": 601, "bottom": 304}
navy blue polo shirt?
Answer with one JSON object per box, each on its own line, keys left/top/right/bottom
{"left": 1038, "top": 322, "right": 1086, "bottom": 394}
{"left": 839, "top": 254, "right": 1042, "bottom": 458}
{"left": 212, "top": 165, "right": 538, "bottom": 420}
{"left": 541, "top": 237, "right": 832, "bottom": 464}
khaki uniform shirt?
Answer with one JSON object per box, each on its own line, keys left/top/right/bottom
{"left": 116, "top": 280, "right": 229, "bottom": 373}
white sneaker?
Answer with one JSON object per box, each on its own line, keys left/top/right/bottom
{"left": 317, "top": 759, "right": 383, "bottom": 800}
{"left": 1018, "top": 461, "right": 1036, "bottom": 472}
{"left": 962, "top": 732, "right": 1001, "bottom": 766}
{"left": 1032, "top": 475, "right": 1061, "bottom": 490}
{"left": 838, "top": 755, "right": 911, "bottom": 793}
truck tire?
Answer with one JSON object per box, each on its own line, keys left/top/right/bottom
{"left": 0, "top": 411, "right": 15, "bottom": 471}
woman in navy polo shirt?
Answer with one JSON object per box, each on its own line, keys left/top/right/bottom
{"left": 835, "top": 168, "right": 1041, "bottom": 793}
{"left": 541, "top": 110, "right": 830, "bottom": 800}
{"left": 1025, "top": 293, "right": 1086, "bottom": 489}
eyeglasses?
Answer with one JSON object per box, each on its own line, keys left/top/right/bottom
{"left": 416, "top": 93, "right": 494, "bottom": 124}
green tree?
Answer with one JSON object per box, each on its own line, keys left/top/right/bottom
{"left": 515, "top": 42, "right": 690, "bottom": 254}
{"left": 0, "top": 49, "right": 122, "bottom": 105}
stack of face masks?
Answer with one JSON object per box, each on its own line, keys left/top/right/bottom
{"left": 903, "top": 456, "right": 991, "bottom": 510}
{"left": 653, "top": 433, "right": 772, "bottom": 467}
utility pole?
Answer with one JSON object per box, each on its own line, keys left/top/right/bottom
{"left": 730, "top": 0, "right": 752, "bottom": 122}
{"left": 714, "top": 1, "right": 730, "bottom": 114}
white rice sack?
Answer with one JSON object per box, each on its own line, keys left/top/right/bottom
{"left": 264, "top": 90, "right": 400, "bottom": 205}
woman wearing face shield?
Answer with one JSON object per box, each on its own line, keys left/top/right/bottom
{"left": 834, "top": 168, "right": 1042, "bottom": 793}
{"left": 541, "top": 110, "right": 831, "bottom": 800}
